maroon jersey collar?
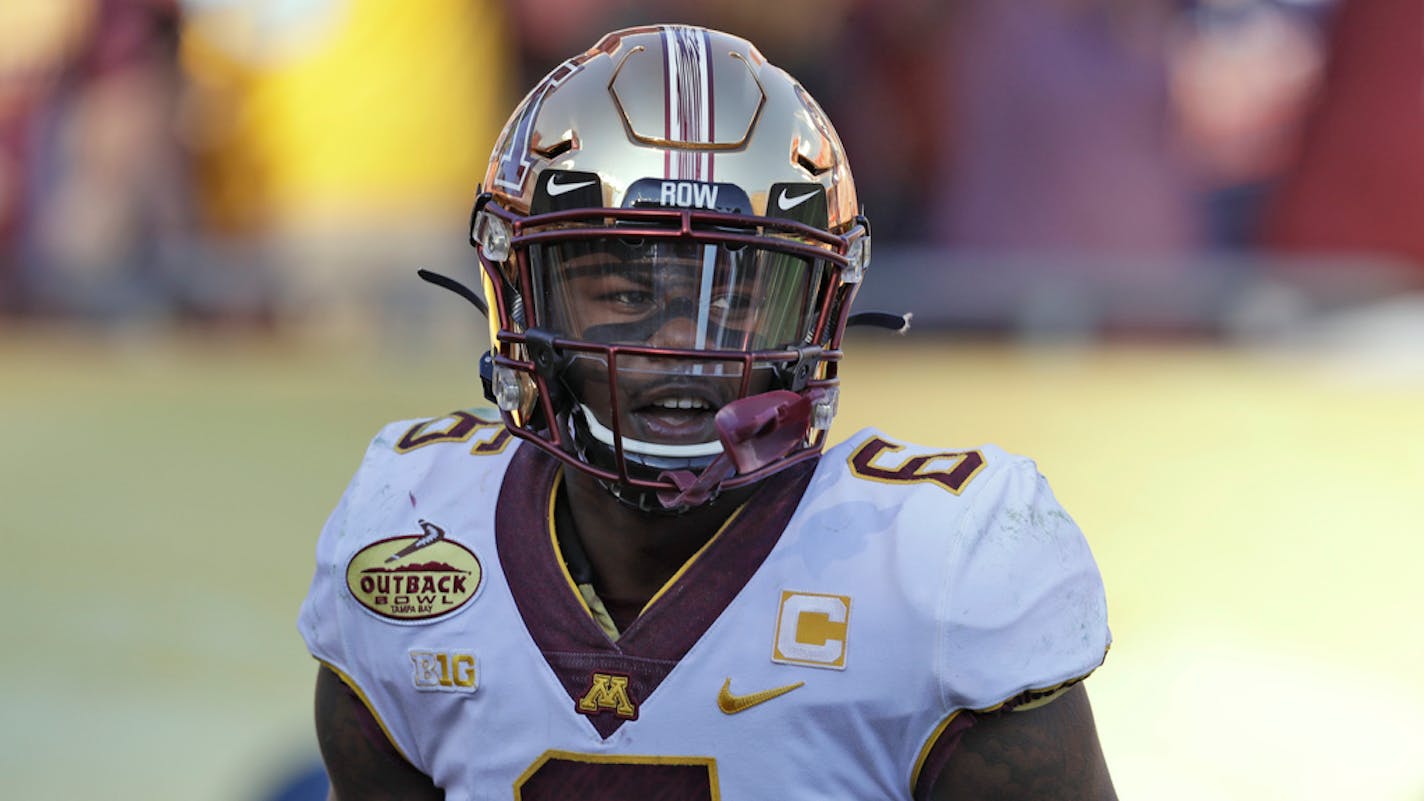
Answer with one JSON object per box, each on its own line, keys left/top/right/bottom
{"left": 495, "top": 442, "right": 815, "bottom": 738}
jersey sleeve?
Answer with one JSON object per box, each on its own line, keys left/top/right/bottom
{"left": 295, "top": 426, "right": 439, "bottom": 773}
{"left": 296, "top": 437, "right": 373, "bottom": 675}
{"left": 936, "top": 456, "right": 1111, "bottom": 712}
{"left": 297, "top": 419, "right": 418, "bottom": 676}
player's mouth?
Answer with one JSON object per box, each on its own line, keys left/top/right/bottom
{"left": 627, "top": 389, "right": 722, "bottom": 443}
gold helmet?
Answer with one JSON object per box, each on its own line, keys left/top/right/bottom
{"left": 469, "top": 25, "right": 870, "bottom": 510}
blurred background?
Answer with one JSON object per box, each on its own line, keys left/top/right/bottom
{"left": 2, "top": 0, "right": 1422, "bottom": 799}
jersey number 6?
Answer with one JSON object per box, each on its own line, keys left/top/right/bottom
{"left": 515, "top": 750, "right": 717, "bottom": 800}
{"left": 848, "top": 437, "right": 985, "bottom": 495}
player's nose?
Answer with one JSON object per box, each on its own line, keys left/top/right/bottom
{"left": 648, "top": 313, "right": 701, "bottom": 350}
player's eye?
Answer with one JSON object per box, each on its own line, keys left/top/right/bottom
{"left": 592, "top": 276, "right": 656, "bottom": 314}
{"left": 709, "top": 292, "right": 754, "bottom": 322}
{"left": 603, "top": 289, "right": 656, "bottom": 309}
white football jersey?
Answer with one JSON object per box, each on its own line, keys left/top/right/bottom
{"left": 298, "top": 410, "right": 1110, "bottom": 800}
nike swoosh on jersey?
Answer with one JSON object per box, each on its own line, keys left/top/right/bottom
{"left": 547, "top": 176, "right": 598, "bottom": 196}
{"left": 716, "top": 677, "right": 805, "bottom": 714}
{"left": 776, "top": 187, "right": 820, "bottom": 211}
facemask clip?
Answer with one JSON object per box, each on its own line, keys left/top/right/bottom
{"left": 472, "top": 210, "right": 513, "bottom": 262}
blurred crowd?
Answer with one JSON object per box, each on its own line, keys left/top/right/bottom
{"left": 1, "top": 0, "right": 1420, "bottom": 336}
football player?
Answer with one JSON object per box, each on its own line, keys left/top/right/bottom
{"left": 300, "top": 25, "right": 1115, "bottom": 801}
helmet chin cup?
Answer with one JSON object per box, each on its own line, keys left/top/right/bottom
{"left": 567, "top": 405, "right": 718, "bottom": 516}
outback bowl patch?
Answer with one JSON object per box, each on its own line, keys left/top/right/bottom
{"left": 346, "top": 532, "right": 482, "bottom": 623}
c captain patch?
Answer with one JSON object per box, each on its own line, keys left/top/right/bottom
{"left": 773, "top": 590, "right": 851, "bottom": 669}
{"left": 346, "top": 520, "right": 482, "bottom": 623}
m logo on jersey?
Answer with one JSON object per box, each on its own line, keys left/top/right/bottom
{"left": 345, "top": 521, "right": 482, "bottom": 623}
{"left": 576, "top": 672, "right": 638, "bottom": 720}
{"left": 773, "top": 591, "right": 851, "bottom": 669}
{"left": 410, "top": 650, "right": 477, "bottom": 693}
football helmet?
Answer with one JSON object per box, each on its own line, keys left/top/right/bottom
{"left": 470, "top": 25, "right": 870, "bottom": 511}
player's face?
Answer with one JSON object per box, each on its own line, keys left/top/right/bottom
{"left": 531, "top": 237, "right": 824, "bottom": 447}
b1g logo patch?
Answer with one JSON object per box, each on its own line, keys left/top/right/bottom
{"left": 346, "top": 520, "right": 482, "bottom": 623}
{"left": 410, "top": 650, "right": 477, "bottom": 693}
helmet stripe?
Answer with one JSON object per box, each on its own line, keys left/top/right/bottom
{"left": 661, "top": 25, "right": 713, "bottom": 181}
{"left": 704, "top": 25, "right": 715, "bottom": 182}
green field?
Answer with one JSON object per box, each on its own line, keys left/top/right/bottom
{"left": 2, "top": 327, "right": 1421, "bottom": 800}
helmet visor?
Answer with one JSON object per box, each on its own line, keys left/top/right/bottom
{"left": 529, "top": 237, "right": 827, "bottom": 352}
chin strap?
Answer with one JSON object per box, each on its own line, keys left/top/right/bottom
{"left": 655, "top": 390, "right": 813, "bottom": 509}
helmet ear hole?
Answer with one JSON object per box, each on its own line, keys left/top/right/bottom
{"left": 533, "top": 139, "right": 574, "bottom": 159}
{"left": 796, "top": 152, "right": 830, "bottom": 177}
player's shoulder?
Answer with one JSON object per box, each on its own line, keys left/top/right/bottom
{"left": 366, "top": 407, "right": 514, "bottom": 459}
{"left": 319, "top": 408, "right": 516, "bottom": 553}
{"left": 344, "top": 408, "right": 517, "bottom": 493}
{"left": 819, "top": 427, "right": 1032, "bottom": 504}
{"left": 813, "top": 432, "right": 1108, "bottom": 710}
{"left": 813, "top": 427, "right": 1077, "bottom": 558}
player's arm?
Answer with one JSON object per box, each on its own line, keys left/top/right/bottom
{"left": 314, "top": 665, "right": 444, "bottom": 801}
{"left": 930, "top": 683, "right": 1116, "bottom": 801}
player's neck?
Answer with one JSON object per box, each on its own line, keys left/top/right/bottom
{"left": 559, "top": 470, "right": 752, "bottom": 607}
